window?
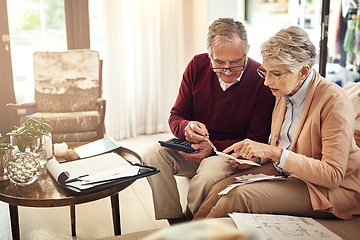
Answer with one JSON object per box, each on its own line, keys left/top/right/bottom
{"left": 7, "top": 0, "right": 67, "bottom": 103}
{"left": 89, "top": 0, "right": 103, "bottom": 58}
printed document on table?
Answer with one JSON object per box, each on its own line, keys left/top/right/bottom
{"left": 229, "top": 213, "right": 342, "bottom": 240}
{"left": 47, "top": 152, "right": 140, "bottom": 190}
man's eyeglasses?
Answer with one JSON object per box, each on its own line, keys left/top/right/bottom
{"left": 211, "top": 54, "right": 246, "bottom": 73}
{"left": 257, "top": 68, "right": 290, "bottom": 80}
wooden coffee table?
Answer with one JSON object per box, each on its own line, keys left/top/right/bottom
{"left": 0, "top": 143, "right": 142, "bottom": 240}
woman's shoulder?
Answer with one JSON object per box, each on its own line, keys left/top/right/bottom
{"left": 314, "top": 72, "right": 349, "bottom": 101}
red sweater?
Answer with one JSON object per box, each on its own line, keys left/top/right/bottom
{"left": 169, "top": 53, "right": 275, "bottom": 151}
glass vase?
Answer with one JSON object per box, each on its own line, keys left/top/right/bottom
{"left": 0, "top": 154, "right": 9, "bottom": 181}
{"left": 5, "top": 136, "right": 43, "bottom": 186}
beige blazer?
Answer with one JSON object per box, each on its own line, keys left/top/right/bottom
{"left": 270, "top": 70, "right": 360, "bottom": 219}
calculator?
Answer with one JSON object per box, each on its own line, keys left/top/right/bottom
{"left": 158, "top": 138, "right": 196, "bottom": 153}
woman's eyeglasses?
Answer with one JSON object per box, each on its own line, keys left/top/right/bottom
{"left": 256, "top": 67, "right": 290, "bottom": 80}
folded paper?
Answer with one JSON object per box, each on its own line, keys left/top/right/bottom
{"left": 46, "top": 152, "right": 140, "bottom": 191}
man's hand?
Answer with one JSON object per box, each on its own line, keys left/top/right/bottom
{"left": 179, "top": 140, "right": 213, "bottom": 164}
{"left": 185, "top": 121, "right": 208, "bottom": 143}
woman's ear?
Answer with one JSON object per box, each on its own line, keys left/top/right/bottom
{"left": 300, "top": 65, "right": 310, "bottom": 80}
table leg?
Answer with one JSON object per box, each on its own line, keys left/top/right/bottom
{"left": 70, "top": 205, "right": 76, "bottom": 236}
{"left": 110, "top": 193, "right": 121, "bottom": 235}
{"left": 9, "top": 204, "right": 20, "bottom": 240}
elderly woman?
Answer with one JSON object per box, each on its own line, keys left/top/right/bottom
{"left": 194, "top": 26, "right": 360, "bottom": 220}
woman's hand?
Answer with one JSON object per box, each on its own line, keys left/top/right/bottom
{"left": 228, "top": 157, "right": 261, "bottom": 170}
{"left": 224, "top": 139, "right": 276, "bottom": 160}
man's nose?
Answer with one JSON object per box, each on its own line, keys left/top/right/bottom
{"left": 224, "top": 68, "right": 232, "bottom": 75}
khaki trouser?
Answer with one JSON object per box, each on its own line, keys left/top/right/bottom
{"left": 143, "top": 143, "right": 238, "bottom": 220}
{"left": 194, "top": 162, "right": 334, "bottom": 219}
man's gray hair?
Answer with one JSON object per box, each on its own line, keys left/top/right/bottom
{"left": 207, "top": 18, "right": 248, "bottom": 57}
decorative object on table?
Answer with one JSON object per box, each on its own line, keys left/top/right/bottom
{"left": 54, "top": 142, "right": 68, "bottom": 157}
{"left": 64, "top": 149, "right": 79, "bottom": 160}
{"left": 0, "top": 136, "right": 11, "bottom": 181}
{"left": 5, "top": 117, "right": 52, "bottom": 186}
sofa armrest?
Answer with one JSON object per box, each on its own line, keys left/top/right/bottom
{"left": 6, "top": 102, "right": 37, "bottom": 127}
{"left": 6, "top": 102, "right": 36, "bottom": 110}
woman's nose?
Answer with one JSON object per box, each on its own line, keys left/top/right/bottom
{"left": 263, "top": 76, "right": 270, "bottom": 86}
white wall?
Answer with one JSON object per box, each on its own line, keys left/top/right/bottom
{"left": 182, "top": 0, "right": 209, "bottom": 64}
{"left": 207, "top": 0, "right": 322, "bottom": 63}
{"left": 208, "top": 0, "right": 244, "bottom": 25}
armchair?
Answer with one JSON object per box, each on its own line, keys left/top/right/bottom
{"left": 7, "top": 49, "right": 106, "bottom": 143}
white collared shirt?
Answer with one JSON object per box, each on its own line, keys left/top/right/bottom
{"left": 218, "top": 76, "right": 241, "bottom": 91}
{"left": 274, "top": 69, "right": 314, "bottom": 175}
{"left": 217, "top": 61, "right": 246, "bottom": 91}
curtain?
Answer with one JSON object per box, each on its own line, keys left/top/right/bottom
{"left": 0, "top": 0, "right": 16, "bottom": 137}
{"left": 102, "top": 0, "right": 190, "bottom": 140}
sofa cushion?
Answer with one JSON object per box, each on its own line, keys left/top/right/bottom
{"left": 344, "top": 82, "right": 360, "bottom": 146}
{"left": 21, "top": 111, "right": 100, "bottom": 133}
{"left": 52, "top": 131, "right": 98, "bottom": 143}
{"left": 33, "top": 50, "right": 100, "bottom": 112}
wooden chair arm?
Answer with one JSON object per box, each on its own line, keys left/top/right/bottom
{"left": 6, "top": 102, "right": 37, "bottom": 128}
{"left": 96, "top": 98, "right": 106, "bottom": 138}
{"left": 6, "top": 102, "right": 36, "bottom": 110}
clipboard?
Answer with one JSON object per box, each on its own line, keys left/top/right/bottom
{"left": 47, "top": 151, "right": 159, "bottom": 195}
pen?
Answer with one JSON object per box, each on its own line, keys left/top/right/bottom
{"left": 205, "top": 136, "right": 217, "bottom": 152}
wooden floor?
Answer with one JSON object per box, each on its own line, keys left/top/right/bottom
{"left": 0, "top": 132, "right": 186, "bottom": 240}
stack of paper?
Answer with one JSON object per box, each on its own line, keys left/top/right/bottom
{"left": 229, "top": 213, "right": 342, "bottom": 240}
{"left": 47, "top": 152, "right": 141, "bottom": 191}
{"left": 219, "top": 173, "right": 284, "bottom": 195}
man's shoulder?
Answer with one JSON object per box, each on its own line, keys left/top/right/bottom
{"left": 246, "top": 57, "right": 261, "bottom": 69}
{"left": 186, "top": 53, "right": 211, "bottom": 73}
{"left": 242, "top": 57, "right": 262, "bottom": 82}
{"left": 192, "top": 53, "right": 209, "bottom": 62}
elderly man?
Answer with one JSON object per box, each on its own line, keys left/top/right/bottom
{"left": 142, "top": 18, "right": 274, "bottom": 224}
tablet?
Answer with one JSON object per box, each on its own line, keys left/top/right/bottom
{"left": 74, "top": 137, "right": 121, "bottom": 158}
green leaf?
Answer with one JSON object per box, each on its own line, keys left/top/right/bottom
{"left": 17, "top": 137, "right": 25, "bottom": 152}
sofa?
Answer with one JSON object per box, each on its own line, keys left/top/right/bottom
{"left": 104, "top": 82, "right": 360, "bottom": 240}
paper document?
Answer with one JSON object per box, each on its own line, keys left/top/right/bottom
{"left": 229, "top": 213, "right": 342, "bottom": 240}
{"left": 219, "top": 173, "right": 284, "bottom": 195}
{"left": 215, "top": 151, "right": 261, "bottom": 166}
{"left": 74, "top": 137, "right": 120, "bottom": 158}
{"left": 46, "top": 152, "right": 140, "bottom": 190}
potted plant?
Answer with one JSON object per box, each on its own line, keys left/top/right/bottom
{"left": 7, "top": 117, "right": 52, "bottom": 152}
{"left": 6, "top": 117, "right": 52, "bottom": 185}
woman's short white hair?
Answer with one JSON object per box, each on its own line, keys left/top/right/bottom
{"left": 260, "top": 26, "right": 317, "bottom": 72}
